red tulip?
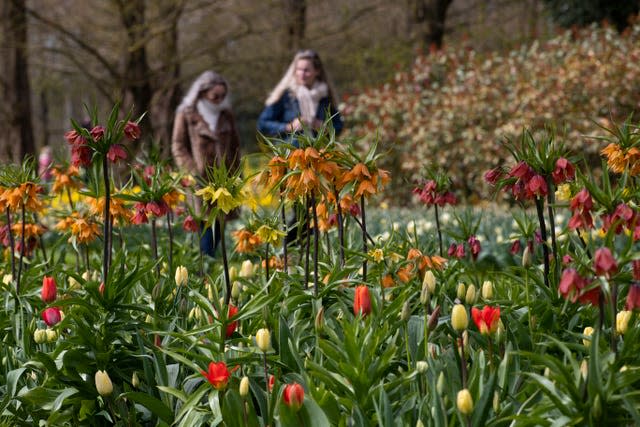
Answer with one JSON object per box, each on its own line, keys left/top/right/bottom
{"left": 42, "top": 307, "right": 62, "bottom": 327}
{"left": 200, "top": 361, "right": 235, "bottom": 390}
{"left": 353, "top": 285, "right": 371, "bottom": 317}
{"left": 626, "top": 284, "right": 640, "bottom": 310}
{"left": 124, "top": 121, "right": 141, "bottom": 140}
{"left": 471, "top": 306, "right": 500, "bottom": 335}
{"left": 225, "top": 305, "right": 239, "bottom": 338}
{"left": 41, "top": 276, "right": 57, "bottom": 303}
{"left": 468, "top": 235, "right": 481, "bottom": 261}
{"left": 558, "top": 268, "right": 587, "bottom": 303}
{"left": 283, "top": 382, "right": 305, "bottom": 411}
{"left": 268, "top": 374, "right": 275, "bottom": 392}
{"left": 526, "top": 174, "right": 548, "bottom": 198}
{"left": 594, "top": 247, "right": 617, "bottom": 278}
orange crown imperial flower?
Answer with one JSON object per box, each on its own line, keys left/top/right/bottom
{"left": 471, "top": 305, "right": 501, "bottom": 335}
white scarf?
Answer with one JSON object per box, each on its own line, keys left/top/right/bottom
{"left": 294, "top": 81, "right": 328, "bottom": 124}
{"left": 196, "top": 98, "right": 230, "bottom": 132}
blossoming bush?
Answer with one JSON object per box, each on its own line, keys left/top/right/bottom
{"left": 0, "top": 106, "right": 640, "bottom": 426}
{"left": 340, "top": 21, "right": 640, "bottom": 202}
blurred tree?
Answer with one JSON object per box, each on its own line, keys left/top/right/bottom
{"left": 0, "top": 0, "right": 35, "bottom": 162}
{"left": 283, "top": 0, "right": 306, "bottom": 52}
{"left": 407, "top": 0, "right": 454, "bottom": 50}
{"left": 543, "top": 0, "right": 640, "bottom": 32}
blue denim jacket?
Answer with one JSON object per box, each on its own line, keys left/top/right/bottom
{"left": 257, "top": 90, "right": 343, "bottom": 139}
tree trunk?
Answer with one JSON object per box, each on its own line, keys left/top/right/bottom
{"left": 152, "top": 0, "right": 183, "bottom": 160}
{"left": 408, "top": 0, "right": 453, "bottom": 52}
{"left": 0, "top": 0, "right": 35, "bottom": 163}
{"left": 283, "top": 0, "right": 306, "bottom": 53}
{"left": 115, "top": 0, "right": 153, "bottom": 149}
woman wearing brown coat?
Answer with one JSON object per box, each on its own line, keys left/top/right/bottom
{"left": 172, "top": 70, "right": 241, "bottom": 257}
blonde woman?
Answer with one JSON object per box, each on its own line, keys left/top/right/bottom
{"left": 257, "top": 49, "right": 343, "bottom": 140}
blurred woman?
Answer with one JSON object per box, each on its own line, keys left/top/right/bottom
{"left": 172, "top": 70, "right": 241, "bottom": 257}
{"left": 257, "top": 49, "right": 343, "bottom": 140}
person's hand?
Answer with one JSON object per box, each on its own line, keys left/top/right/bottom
{"left": 287, "top": 118, "right": 303, "bottom": 132}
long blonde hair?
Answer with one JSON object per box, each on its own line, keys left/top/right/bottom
{"left": 265, "top": 50, "right": 338, "bottom": 107}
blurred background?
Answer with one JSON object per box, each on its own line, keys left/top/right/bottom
{"left": 1, "top": 0, "right": 639, "bottom": 202}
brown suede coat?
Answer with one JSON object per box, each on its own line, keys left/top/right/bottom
{"left": 172, "top": 106, "right": 241, "bottom": 217}
{"left": 171, "top": 106, "right": 240, "bottom": 177}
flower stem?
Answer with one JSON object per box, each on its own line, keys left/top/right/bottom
{"left": 151, "top": 218, "right": 159, "bottom": 276}
{"left": 545, "top": 184, "right": 559, "bottom": 283}
{"left": 435, "top": 204, "right": 443, "bottom": 257}
{"left": 334, "top": 188, "right": 345, "bottom": 267}
{"left": 220, "top": 218, "right": 231, "bottom": 306}
{"left": 263, "top": 352, "right": 270, "bottom": 426}
{"left": 281, "top": 193, "right": 287, "bottom": 272}
{"left": 167, "top": 210, "right": 174, "bottom": 275}
{"left": 311, "top": 193, "right": 319, "bottom": 297}
{"left": 102, "top": 155, "right": 111, "bottom": 284}
{"left": 265, "top": 243, "right": 270, "bottom": 284}
{"left": 16, "top": 203, "right": 26, "bottom": 295}
{"left": 361, "top": 195, "right": 368, "bottom": 282}
{"left": 611, "top": 281, "right": 618, "bottom": 356}
{"left": 6, "top": 210, "right": 15, "bottom": 280}
{"left": 534, "top": 197, "right": 550, "bottom": 288}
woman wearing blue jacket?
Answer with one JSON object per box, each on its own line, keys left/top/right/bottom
{"left": 257, "top": 49, "right": 343, "bottom": 140}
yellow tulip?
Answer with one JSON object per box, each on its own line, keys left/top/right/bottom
{"left": 255, "top": 328, "right": 271, "bottom": 352}
{"left": 451, "top": 304, "right": 468, "bottom": 332}
{"left": 95, "top": 370, "right": 114, "bottom": 396}
{"left": 457, "top": 389, "right": 474, "bottom": 415}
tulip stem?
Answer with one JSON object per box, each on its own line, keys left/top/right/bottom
{"left": 280, "top": 191, "right": 287, "bottom": 272}
{"left": 151, "top": 218, "right": 159, "bottom": 276}
{"left": 545, "top": 184, "right": 559, "bottom": 282}
{"left": 404, "top": 324, "right": 411, "bottom": 368}
{"left": 263, "top": 352, "right": 270, "bottom": 426}
{"left": 611, "top": 281, "right": 618, "bottom": 357}
{"left": 458, "top": 335, "right": 467, "bottom": 389}
{"left": 424, "top": 313, "right": 429, "bottom": 359}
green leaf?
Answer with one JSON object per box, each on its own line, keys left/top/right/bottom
{"left": 18, "top": 386, "right": 78, "bottom": 412}
{"left": 278, "top": 395, "right": 331, "bottom": 427}
{"left": 121, "top": 392, "right": 174, "bottom": 424}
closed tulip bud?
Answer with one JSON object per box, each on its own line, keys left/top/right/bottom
{"left": 436, "top": 371, "right": 445, "bottom": 395}
{"left": 2, "top": 274, "right": 13, "bottom": 285}
{"left": 492, "top": 391, "right": 500, "bottom": 413}
{"left": 420, "top": 283, "right": 430, "bottom": 306}
{"left": 229, "top": 266, "right": 238, "bottom": 281}
{"left": 583, "top": 326, "right": 594, "bottom": 347}
{"left": 401, "top": 300, "right": 411, "bottom": 322}
{"left": 152, "top": 283, "right": 162, "bottom": 300}
{"left": 68, "top": 276, "right": 81, "bottom": 291}
{"left": 456, "top": 283, "right": 466, "bottom": 300}
{"left": 132, "top": 371, "right": 140, "bottom": 388}
{"left": 580, "top": 359, "right": 588, "bottom": 380}
{"left": 91, "top": 270, "right": 100, "bottom": 282}
{"left": 41, "top": 276, "right": 57, "bottom": 303}
{"left": 456, "top": 389, "right": 474, "bottom": 415}
{"left": 522, "top": 245, "right": 533, "bottom": 268}
{"left": 239, "top": 376, "right": 250, "bottom": 397}
{"left": 283, "top": 382, "right": 305, "bottom": 411}
{"left": 46, "top": 329, "right": 58, "bottom": 342}
{"left": 423, "top": 270, "right": 436, "bottom": 293}
{"left": 616, "top": 310, "right": 632, "bottom": 335}
{"left": 451, "top": 304, "right": 468, "bottom": 332}
{"left": 82, "top": 271, "right": 91, "bottom": 281}
{"left": 416, "top": 361, "right": 428, "bottom": 374}
{"left": 465, "top": 285, "right": 476, "bottom": 305}
{"left": 33, "top": 329, "right": 47, "bottom": 344}
{"left": 231, "top": 281, "right": 242, "bottom": 300}
{"left": 175, "top": 266, "right": 188, "bottom": 287}
{"left": 95, "top": 370, "right": 114, "bottom": 396}
{"left": 428, "top": 305, "right": 441, "bottom": 331}
{"left": 255, "top": 328, "right": 270, "bottom": 352}
{"left": 207, "top": 282, "right": 214, "bottom": 300}
{"left": 239, "top": 260, "right": 254, "bottom": 278}
{"left": 481, "top": 280, "right": 493, "bottom": 300}
{"left": 495, "top": 319, "right": 506, "bottom": 344}
{"left": 416, "top": 420, "right": 425, "bottom": 427}
{"left": 591, "top": 394, "right": 602, "bottom": 419}
{"left": 315, "top": 306, "right": 324, "bottom": 333}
